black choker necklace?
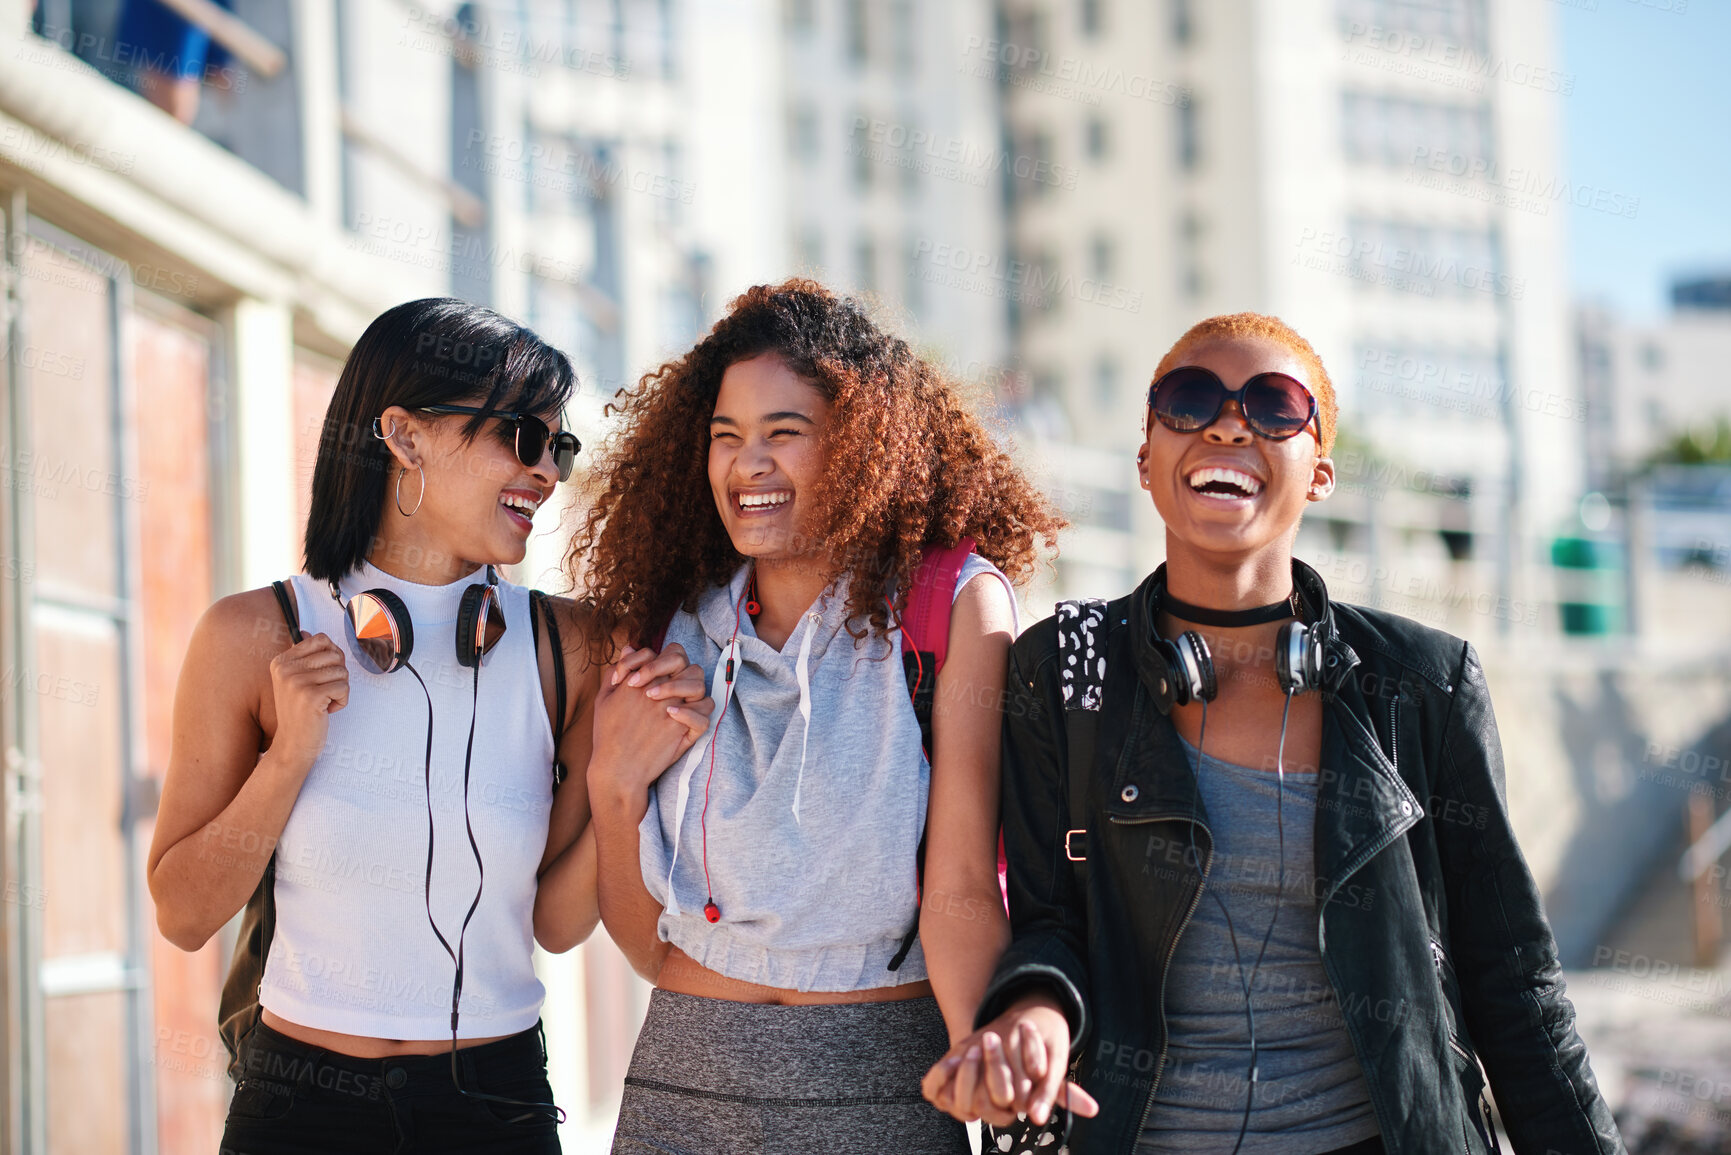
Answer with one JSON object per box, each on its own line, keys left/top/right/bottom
{"left": 1162, "top": 587, "right": 1300, "bottom": 628}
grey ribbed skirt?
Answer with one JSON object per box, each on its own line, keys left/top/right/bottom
{"left": 611, "top": 989, "right": 969, "bottom": 1155}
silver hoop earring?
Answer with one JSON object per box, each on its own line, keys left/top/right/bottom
{"left": 396, "top": 465, "right": 425, "bottom": 517}
{"left": 372, "top": 417, "right": 397, "bottom": 441}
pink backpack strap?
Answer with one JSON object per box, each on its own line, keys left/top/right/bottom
{"left": 900, "top": 536, "right": 977, "bottom": 676}
{"left": 887, "top": 537, "right": 980, "bottom": 973}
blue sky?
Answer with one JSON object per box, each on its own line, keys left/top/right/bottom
{"left": 1559, "top": 0, "right": 1731, "bottom": 319}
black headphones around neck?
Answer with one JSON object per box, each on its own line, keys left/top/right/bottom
{"left": 1145, "top": 562, "right": 1327, "bottom": 712}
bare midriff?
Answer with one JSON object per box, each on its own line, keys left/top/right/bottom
{"left": 655, "top": 946, "right": 933, "bottom": 1005}
{"left": 259, "top": 1008, "right": 516, "bottom": 1058}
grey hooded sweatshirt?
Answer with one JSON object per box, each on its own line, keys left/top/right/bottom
{"left": 638, "top": 555, "right": 1013, "bottom": 993}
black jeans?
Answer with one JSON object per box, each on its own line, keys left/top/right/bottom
{"left": 220, "top": 1020, "right": 561, "bottom": 1154}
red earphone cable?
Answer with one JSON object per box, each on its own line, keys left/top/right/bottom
{"left": 698, "top": 568, "right": 753, "bottom": 922}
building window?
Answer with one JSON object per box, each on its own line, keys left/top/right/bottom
{"left": 1085, "top": 115, "right": 1108, "bottom": 161}
{"left": 1340, "top": 91, "right": 1493, "bottom": 170}
{"left": 891, "top": 0, "right": 917, "bottom": 75}
{"left": 1171, "top": 0, "right": 1193, "bottom": 45}
{"left": 1176, "top": 96, "right": 1201, "bottom": 171}
{"left": 900, "top": 148, "right": 922, "bottom": 200}
{"left": 855, "top": 234, "right": 878, "bottom": 293}
{"left": 796, "top": 227, "right": 824, "bottom": 273}
{"left": 1081, "top": 0, "right": 1103, "bottom": 36}
{"left": 1337, "top": 0, "right": 1487, "bottom": 53}
{"left": 845, "top": 0, "right": 868, "bottom": 66}
{"left": 658, "top": 0, "right": 677, "bottom": 80}
{"left": 1030, "top": 248, "right": 1060, "bottom": 315}
{"left": 894, "top": 107, "right": 923, "bottom": 200}
{"left": 1014, "top": 128, "right": 1057, "bottom": 201}
{"left": 1345, "top": 216, "right": 1503, "bottom": 300}
{"left": 657, "top": 139, "right": 686, "bottom": 227}
{"left": 789, "top": 104, "right": 820, "bottom": 162}
{"left": 904, "top": 234, "right": 926, "bottom": 318}
{"left": 850, "top": 108, "right": 873, "bottom": 191}
{"left": 1089, "top": 233, "right": 1115, "bottom": 280}
{"left": 1005, "top": 8, "right": 1047, "bottom": 73}
{"left": 1353, "top": 341, "right": 1503, "bottom": 421}
{"left": 1094, "top": 354, "right": 1119, "bottom": 409}
{"left": 1179, "top": 209, "right": 1206, "bottom": 301}
{"left": 785, "top": 0, "right": 815, "bottom": 34}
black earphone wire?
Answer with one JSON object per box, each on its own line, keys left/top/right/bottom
{"left": 1222, "top": 687, "right": 1295, "bottom": 1154}
{"left": 1182, "top": 701, "right": 1258, "bottom": 1155}
{"left": 411, "top": 657, "right": 564, "bottom": 1125}
{"left": 1179, "top": 677, "right": 1296, "bottom": 1155}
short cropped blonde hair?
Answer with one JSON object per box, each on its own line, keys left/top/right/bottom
{"left": 1151, "top": 313, "right": 1337, "bottom": 455}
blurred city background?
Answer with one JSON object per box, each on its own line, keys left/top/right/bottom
{"left": 0, "top": 0, "right": 1727, "bottom": 1150}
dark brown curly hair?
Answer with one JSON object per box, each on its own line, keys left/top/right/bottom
{"left": 567, "top": 279, "right": 1066, "bottom": 657}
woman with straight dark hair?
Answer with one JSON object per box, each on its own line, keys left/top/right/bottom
{"left": 148, "top": 298, "right": 712, "bottom": 1153}
{"left": 573, "top": 279, "right": 1065, "bottom": 1154}
{"left": 924, "top": 314, "right": 1624, "bottom": 1155}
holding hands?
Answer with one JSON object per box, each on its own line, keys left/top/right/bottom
{"left": 922, "top": 992, "right": 1099, "bottom": 1131}
{"left": 590, "top": 643, "right": 713, "bottom": 815}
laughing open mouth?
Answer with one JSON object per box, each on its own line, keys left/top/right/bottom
{"left": 735, "top": 490, "right": 792, "bottom": 513}
{"left": 500, "top": 490, "right": 542, "bottom": 529}
{"left": 1186, "top": 467, "right": 1264, "bottom": 500}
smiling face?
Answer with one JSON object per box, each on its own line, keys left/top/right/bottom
{"left": 707, "top": 352, "right": 833, "bottom": 562}
{"left": 1136, "top": 337, "right": 1334, "bottom": 563}
{"left": 377, "top": 402, "right": 561, "bottom": 570}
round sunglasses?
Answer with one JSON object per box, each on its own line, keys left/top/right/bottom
{"left": 1147, "top": 366, "right": 1319, "bottom": 442}
{"left": 417, "top": 403, "right": 582, "bottom": 482}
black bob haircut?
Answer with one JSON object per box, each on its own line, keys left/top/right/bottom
{"left": 304, "top": 298, "right": 578, "bottom": 582}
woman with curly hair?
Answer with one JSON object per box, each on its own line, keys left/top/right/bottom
{"left": 570, "top": 279, "right": 1065, "bottom": 1153}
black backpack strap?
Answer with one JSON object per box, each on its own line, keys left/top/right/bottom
{"left": 1055, "top": 598, "right": 1109, "bottom": 866}
{"left": 529, "top": 591, "right": 569, "bottom": 789}
{"left": 270, "top": 580, "right": 303, "bottom": 644}
{"left": 220, "top": 580, "right": 299, "bottom": 1072}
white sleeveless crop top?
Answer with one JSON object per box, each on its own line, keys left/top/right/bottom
{"left": 258, "top": 562, "right": 555, "bottom": 1039}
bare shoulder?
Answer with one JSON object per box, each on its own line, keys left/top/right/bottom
{"left": 197, "top": 586, "right": 302, "bottom": 666}
{"left": 954, "top": 569, "right": 1017, "bottom": 633}
{"left": 538, "top": 594, "right": 603, "bottom": 690}
{"left": 176, "top": 586, "right": 300, "bottom": 729}
{"left": 538, "top": 595, "right": 596, "bottom": 656}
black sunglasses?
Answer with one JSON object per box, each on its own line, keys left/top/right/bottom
{"left": 1147, "top": 366, "right": 1319, "bottom": 442}
{"left": 418, "top": 404, "right": 582, "bottom": 482}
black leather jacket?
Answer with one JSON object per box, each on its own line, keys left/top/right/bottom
{"left": 979, "top": 562, "right": 1624, "bottom": 1155}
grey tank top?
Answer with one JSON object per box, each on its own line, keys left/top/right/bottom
{"left": 1137, "top": 741, "right": 1380, "bottom": 1154}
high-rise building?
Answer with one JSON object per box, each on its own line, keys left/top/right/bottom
{"left": 776, "top": 0, "right": 1011, "bottom": 378}
{"left": 1579, "top": 281, "right": 1731, "bottom": 488}
{"left": 990, "top": 0, "right": 1580, "bottom": 630}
